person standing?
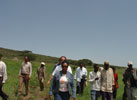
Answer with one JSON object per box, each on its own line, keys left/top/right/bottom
{"left": 112, "top": 67, "right": 118, "bottom": 99}
{"left": 75, "top": 63, "right": 87, "bottom": 95}
{"left": 49, "top": 60, "right": 76, "bottom": 100}
{"left": 101, "top": 61, "right": 115, "bottom": 100}
{"left": 47, "top": 56, "right": 72, "bottom": 86}
{"left": 0, "top": 55, "right": 8, "bottom": 100}
{"left": 88, "top": 64, "right": 101, "bottom": 100}
{"left": 123, "top": 61, "right": 137, "bottom": 100}
{"left": 18, "top": 56, "right": 32, "bottom": 96}
{"left": 37, "top": 62, "right": 46, "bottom": 91}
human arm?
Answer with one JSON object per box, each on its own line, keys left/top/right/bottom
{"left": 2, "top": 63, "right": 7, "bottom": 84}
{"left": 49, "top": 74, "right": 56, "bottom": 96}
{"left": 29, "top": 63, "right": 32, "bottom": 78}
{"left": 47, "top": 75, "right": 53, "bottom": 86}
{"left": 88, "top": 72, "right": 96, "bottom": 83}
{"left": 44, "top": 67, "right": 46, "bottom": 80}
{"left": 71, "top": 75, "right": 76, "bottom": 99}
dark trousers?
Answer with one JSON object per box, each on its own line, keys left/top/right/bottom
{"left": 91, "top": 90, "right": 100, "bottom": 100}
{"left": 39, "top": 80, "right": 44, "bottom": 91}
{"left": 102, "top": 92, "right": 113, "bottom": 100}
{"left": 76, "top": 79, "right": 84, "bottom": 95}
{"left": 122, "top": 86, "right": 127, "bottom": 100}
{"left": 54, "top": 91, "right": 70, "bottom": 100}
{"left": 113, "top": 86, "right": 117, "bottom": 99}
{"left": 0, "top": 77, "right": 8, "bottom": 100}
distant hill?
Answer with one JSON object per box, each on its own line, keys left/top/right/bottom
{"left": 0, "top": 47, "right": 59, "bottom": 63}
{"left": 0, "top": 47, "right": 125, "bottom": 68}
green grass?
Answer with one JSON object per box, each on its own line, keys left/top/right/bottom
{"left": 0, "top": 59, "right": 133, "bottom": 100}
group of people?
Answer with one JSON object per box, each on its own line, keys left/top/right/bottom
{"left": 0, "top": 56, "right": 47, "bottom": 100}
{"left": 88, "top": 61, "right": 118, "bottom": 100}
{"left": 47, "top": 56, "right": 137, "bottom": 100}
{"left": 0, "top": 55, "right": 137, "bottom": 100}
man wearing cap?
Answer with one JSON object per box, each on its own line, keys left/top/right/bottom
{"left": 18, "top": 56, "right": 32, "bottom": 96}
{"left": 101, "top": 61, "right": 115, "bottom": 100}
{"left": 37, "top": 62, "right": 46, "bottom": 91}
{"left": 123, "top": 61, "right": 137, "bottom": 100}
{"left": 0, "top": 55, "right": 8, "bottom": 100}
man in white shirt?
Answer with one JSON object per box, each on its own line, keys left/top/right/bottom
{"left": 89, "top": 64, "right": 101, "bottom": 100}
{"left": 0, "top": 55, "right": 8, "bottom": 100}
{"left": 75, "top": 63, "right": 87, "bottom": 95}
{"left": 47, "top": 56, "right": 72, "bottom": 86}
{"left": 18, "top": 56, "right": 32, "bottom": 96}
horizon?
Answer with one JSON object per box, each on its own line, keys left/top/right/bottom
{"left": 0, "top": 47, "right": 130, "bottom": 68}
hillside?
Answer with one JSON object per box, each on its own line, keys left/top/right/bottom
{"left": 0, "top": 47, "right": 92, "bottom": 66}
{"left": 0, "top": 47, "right": 125, "bottom": 68}
{"left": 0, "top": 47, "right": 59, "bottom": 63}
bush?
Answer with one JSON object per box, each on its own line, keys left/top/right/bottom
{"left": 77, "top": 59, "right": 93, "bottom": 66}
{"left": 0, "top": 53, "right": 3, "bottom": 57}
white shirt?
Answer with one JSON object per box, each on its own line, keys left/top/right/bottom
{"left": 52, "top": 65, "right": 72, "bottom": 76}
{"left": 0, "top": 61, "right": 8, "bottom": 83}
{"left": 75, "top": 67, "right": 87, "bottom": 82}
{"left": 88, "top": 71, "right": 101, "bottom": 91}
{"left": 59, "top": 74, "right": 69, "bottom": 92}
{"left": 19, "top": 62, "right": 32, "bottom": 77}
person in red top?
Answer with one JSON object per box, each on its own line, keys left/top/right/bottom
{"left": 112, "top": 67, "right": 118, "bottom": 99}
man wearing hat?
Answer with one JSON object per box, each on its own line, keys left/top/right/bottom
{"left": 101, "top": 61, "right": 115, "bottom": 100}
{"left": 123, "top": 61, "right": 137, "bottom": 100}
{"left": 37, "top": 62, "right": 46, "bottom": 91}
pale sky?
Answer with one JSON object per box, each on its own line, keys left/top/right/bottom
{"left": 0, "top": 0, "right": 137, "bottom": 67}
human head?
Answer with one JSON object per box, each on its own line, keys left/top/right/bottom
{"left": 128, "top": 61, "right": 133, "bottom": 69}
{"left": 104, "top": 61, "right": 109, "bottom": 70}
{"left": 61, "top": 60, "right": 69, "bottom": 74}
{"left": 41, "top": 62, "right": 45, "bottom": 67}
{"left": 24, "top": 56, "right": 29, "bottom": 62}
{"left": 59, "top": 56, "right": 67, "bottom": 64}
{"left": 94, "top": 64, "right": 99, "bottom": 72}
{"left": 80, "top": 63, "right": 83, "bottom": 68}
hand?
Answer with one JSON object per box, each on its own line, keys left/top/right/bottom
{"left": 95, "top": 77, "right": 99, "bottom": 80}
{"left": 26, "top": 75, "right": 30, "bottom": 80}
{"left": 73, "top": 98, "right": 76, "bottom": 100}
{"left": 112, "top": 85, "right": 115, "bottom": 91}
{"left": 49, "top": 95, "right": 52, "bottom": 100}
{"left": 47, "top": 80, "right": 50, "bottom": 86}
{"left": 18, "top": 75, "right": 22, "bottom": 78}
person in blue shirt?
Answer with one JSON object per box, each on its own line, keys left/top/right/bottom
{"left": 49, "top": 60, "right": 76, "bottom": 100}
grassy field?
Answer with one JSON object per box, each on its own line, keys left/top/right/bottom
{"left": 1, "top": 59, "right": 130, "bottom": 100}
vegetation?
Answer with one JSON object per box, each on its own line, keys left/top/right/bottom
{"left": 0, "top": 47, "right": 130, "bottom": 100}
{"left": 0, "top": 47, "right": 94, "bottom": 67}
{"left": 2, "top": 59, "right": 127, "bottom": 100}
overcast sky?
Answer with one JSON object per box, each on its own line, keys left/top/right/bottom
{"left": 0, "top": 0, "right": 137, "bottom": 67}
